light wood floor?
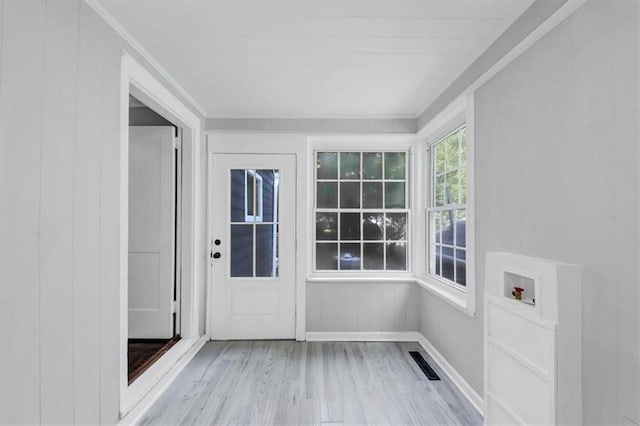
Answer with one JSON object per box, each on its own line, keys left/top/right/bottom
{"left": 139, "top": 341, "right": 483, "bottom": 425}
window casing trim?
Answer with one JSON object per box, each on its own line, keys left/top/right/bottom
{"left": 422, "top": 93, "right": 476, "bottom": 316}
{"left": 308, "top": 138, "right": 416, "bottom": 276}
{"left": 313, "top": 149, "right": 411, "bottom": 273}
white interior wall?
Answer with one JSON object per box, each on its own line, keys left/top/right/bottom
{"left": 0, "top": 2, "right": 206, "bottom": 424}
{"left": 207, "top": 132, "right": 421, "bottom": 336}
{"left": 2, "top": 1, "right": 638, "bottom": 424}
{"left": 306, "top": 282, "right": 419, "bottom": 332}
{"left": 418, "top": 1, "right": 639, "bottom": 424}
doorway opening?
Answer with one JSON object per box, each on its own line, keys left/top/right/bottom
{"left": 127, "top": 95, "right": 182, "bottom": 383}
{"left": 120, "top": 53, "right": 204, "bottom": 419}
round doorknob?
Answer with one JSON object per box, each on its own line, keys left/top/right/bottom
{"left": 213, "top": 252, "right": 221, "bottom": 259}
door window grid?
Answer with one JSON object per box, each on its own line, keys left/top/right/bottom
{"left": 230, "top": 169, "right": 279, "bottom": 278}
{"left": 314, "top": 151, "right": 409, "bottom": 271}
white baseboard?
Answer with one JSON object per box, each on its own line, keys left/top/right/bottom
{"left": 305, "top": 330, "right": 483, "bottom": 416}
{"left": 119, "top": 334, "right": 209, "bottom": 425}
{"left": 305, "top": 331, "right": 420, "bottom": 342}
{"left": 415, "top": 333, "right": 484, "bottom": 415}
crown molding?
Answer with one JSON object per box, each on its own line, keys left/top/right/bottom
{"left": 84, "top": 0, "right": 207, "bottom": 118}
{"left": 206, "top": 118, "right": 417, "bottom": 134}
{"left": 85, "top": 0, "right": 587, "bottom": 130}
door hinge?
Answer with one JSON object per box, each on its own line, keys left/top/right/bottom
{"left": 171, "top": 300, "right": 178, "bottom": 314}
{"left": 173, "top": 136, "right": 180, "bottom": 150}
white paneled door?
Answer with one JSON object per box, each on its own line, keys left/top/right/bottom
{"left": 128, "top": 126, "right": 176, "bottom": 339}
{"left": 210, "top": 154, "right": 296, "bottom": 339}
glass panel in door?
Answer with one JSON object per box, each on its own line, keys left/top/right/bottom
{"left": 229, "top": 169, "right": 279, "bottom": 278}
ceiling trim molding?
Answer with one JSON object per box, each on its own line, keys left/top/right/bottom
{"left": 84, "top": 0, "right": 208, "bottom": 118}
{"left": 206, "top": 118, "right": 417, "bottom": 134}
{"left": 87, "top": 0, "right": 587, "bottom": 129}
{"left": 417, "top": 0, "right": 588, "bottom": 133}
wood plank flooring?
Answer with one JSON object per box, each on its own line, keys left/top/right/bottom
{"left": 139, "top": 341, "right": 483, "bottom": 425}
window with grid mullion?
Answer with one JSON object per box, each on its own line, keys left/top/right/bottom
{"left": 428, "top": 126, "right": 467, "bottom": 286}
{"left": 315, "top": 150, "right": 408, "bottom": 272}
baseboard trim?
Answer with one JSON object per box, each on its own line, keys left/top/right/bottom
{"left": 415, "top": 333, "right": 484, "bottom": 415}
{"left": 305, "top": 330, "right": 483, "bottom": 416}
{"left": 305, "top": 331, "right": 421, "bottom": 342}
{"left": 119, "top": 334, "right": 209, "bottom": 425}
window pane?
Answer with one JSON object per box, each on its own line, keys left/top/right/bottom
{"left": 459, "top": 166, "right": 467, "bottom": 204}
{"left": 363, "top": 243, "right": 384, "bottom": 269}
{"left": 316, "top": 243, "right": 337, "bottom": 270}
{"left": 317, "top": 182, "right": 337, "bottom": 208}
{"left": 434, "top": 244, "right": 441, "bottom": 275}
{"left": 435, "top": 175, "right": 445, "bottom": 207}
{"left": 441, "top": 245, "right": 455, "bottom": 281}
{"left": 455, "top": 249, "right": 466, "bottom": 286}
{"left": 386, "top": 242, "right": 406, "bottom": 270}
{"left": 316, "top": 213, "right": 338, "bottom": 241}
{"left": 340, "top": 213, "right": 360, "bottom": 240}
{"left": 230, "top": 169, "right": 246, "bottom": 222}
{"left": 362, "top": 182, "right": 382, "bottom": 208}
{"left": 385, "top": 182, "right": 405, "bottom": 208}
{"left": 433, "top": 211, "right": 441, "bottom": 244}
{"left": 317, "top": 152, "right": 337, "bottom": 179}
{"left": 385, "top": 213, "right": 407, "bottom": 240}
{"left": 440, "top": 210, "right": 454, "bottom": 246}
{"left": 247, "top": 171, "right": 255, "bottom": 217}
{"left": 340, "top": 152, "right": 360, "bottom": 179}
{"left": 363, "top": 152, "right": 383, "bottom": 179}
{"left": 231, "top": 225, "right": 253, "bottom": 277}
{"left": 444, "top": 170, "right": 459, "bottom": 204}
{"left": 258, "top": 170, "right": 278, "bottom": 222}
{"left": 384, "top": 152, "right": 405, "bottom": 179}
{"left": 363, "top": 213, "right": 384, "bottom": 240}
{"left": 434, "top": 143, "right": 445, "bottom": 175}
{"left": 459, "top": 129, "right": 467, "bottom": 171}
{"left": 340, "top": 243, "right": 361, "bottom": 270}
{"left": 256, "top": 224, "right": 278, "bottom": 277}
{"left": 445, "top": 133, "right": 459, "bottom": 172}
{"left": 340, "top": 182, "right": 360, "bottom": 208}
{"left": 455, "top": 209, "right": 466, "bottom": 248}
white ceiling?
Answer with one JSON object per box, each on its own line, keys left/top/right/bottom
{"left": 100, "top": 0, "right": 534, "bottom": 119}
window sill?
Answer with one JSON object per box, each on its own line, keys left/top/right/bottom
{"left": 305, "top": 274, "right": 476, "bottom": 317}
{"left": 307, "top": 274, "right": 415, "bottom": 284}
{"left": 414, "top": 276, "right": 476, "bottom": 317}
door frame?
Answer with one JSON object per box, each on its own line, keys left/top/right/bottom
{"left": 119, "top": 53, "right": 205, "bottom": 417}
{"left": 206, "top": 138, "right": 307, "bottom": 341}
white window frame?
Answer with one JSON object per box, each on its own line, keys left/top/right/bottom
{"left": 308, "top": 137, "right": 416, "bottom": 279}
{"left": 417, "top": 93, "right": 476, "bottom": 316}
{"left": 244, "top": 169, "right": 264, "bottom": 223}
{"left": 427, "top": 125, "right": 467, "bottom": 286}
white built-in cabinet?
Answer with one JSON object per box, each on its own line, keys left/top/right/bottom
{"left": 484, "top": 252, "right": 583, "bottom": 425}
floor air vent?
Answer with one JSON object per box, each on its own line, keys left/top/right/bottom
{"left": 409, "top": 351, "right": 440, "bottom": 381}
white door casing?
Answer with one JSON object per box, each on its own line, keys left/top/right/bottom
{"left": 128, "top": 126, "right": 176, "bottom": 339}
{"left": 210, "top": 154, "right": 296, "bottom": 339}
